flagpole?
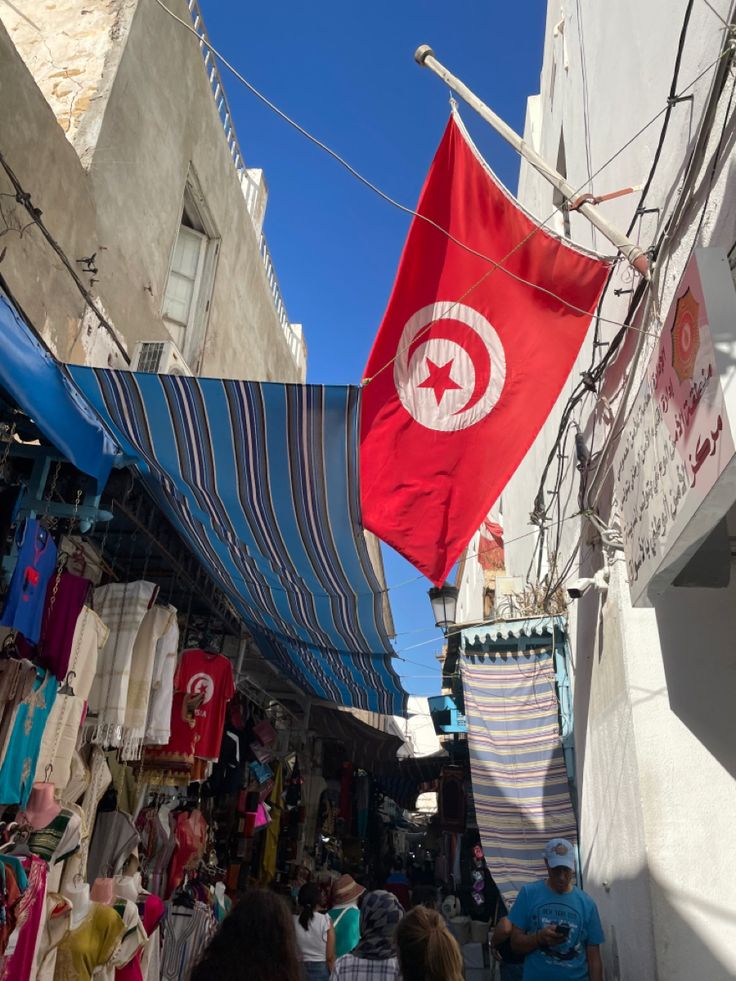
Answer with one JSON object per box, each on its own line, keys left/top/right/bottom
{"left": 415, "top": 45, "right": 650, "bottom": 279}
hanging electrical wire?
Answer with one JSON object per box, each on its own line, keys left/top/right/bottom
{"left": 150, "top": 0, "right": 731, "bottom": 386}
{"left": 528, "top": 3, "right": 736, "bottom": 587}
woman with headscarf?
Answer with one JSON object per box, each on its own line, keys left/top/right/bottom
{"left": 328, "top": 875, "right": 365, "bottom": 958}
{"left": 330, "top": 890, "right": 403, "bottom": 980}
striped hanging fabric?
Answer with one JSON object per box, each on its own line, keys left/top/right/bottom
{"left": 67, "top": 367, "right": 407, "bottom": 715}
{"left": 461, "top": 648, "right": 577, "bottom": 903}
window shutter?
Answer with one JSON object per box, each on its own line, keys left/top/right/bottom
{"left": 163, "top": 226, "right": 206, "bottom": 326}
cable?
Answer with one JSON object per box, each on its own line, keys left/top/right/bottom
{"left": 584, "top": 65, "right": 736, "bottom": 516}
{"left": 150, "top": 0, "right": 728, "bottom": 387}
{"left": 700, "top": 0, "right": 731, "bottom": 29}
{"left": 528, "top": 3, "right": 733, "bottom": 581}
{"left": 0, "top": 150, "right": 128, "bottom": 362}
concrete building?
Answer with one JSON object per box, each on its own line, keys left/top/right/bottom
{"left": 456, "top": 2, "right": 736, "bottom": 978}
{"left": 0, "top": 0, "right": 305, "bottom": 380}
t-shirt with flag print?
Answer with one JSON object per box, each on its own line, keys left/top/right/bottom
{"left": 172, "top": 649, "right": 235, "bottom": 761}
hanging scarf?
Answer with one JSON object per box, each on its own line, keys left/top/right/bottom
{"left": 352, "top": 890, "right": 403, "bottom": 961}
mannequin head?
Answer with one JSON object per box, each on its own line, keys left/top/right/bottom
{"left": 22, "top": 782, "right": 61, "bottom": 828}
{"left": 113, "top": 873, "right": 142, "bottom": 903}
{"left": 62, "top": 877, "right": 91, "bottom": 928}
{"left": 90, "top": 878, "right": 114, "bottom": 904}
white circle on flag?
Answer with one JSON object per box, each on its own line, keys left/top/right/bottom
{"left": 393, "top": 301, "right": 506, "bottom": 432}
{"left": 188, "top": 672, "right": 214, "bottom": 705}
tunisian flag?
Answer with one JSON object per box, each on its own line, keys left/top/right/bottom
{"left": 360, "top": 113, "right": 611, "bottom": 585}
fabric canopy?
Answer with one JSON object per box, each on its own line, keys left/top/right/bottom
{"left": 309, "top": 706, "right": 404, "bottom": 770}
{"left": 68, "top": 367, "right": 406, "bottom": 714}
{"left": 374, "top": 750, "right": 448, "bottom": 810}
{"left": 461, "top": 647, "right": 577, "bottom": 903}
{"left": 0, "top": 291, "right": 118, "bottom": 485}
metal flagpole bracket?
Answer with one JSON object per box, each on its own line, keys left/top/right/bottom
{"left": 414, "top": 44, "right": 650, "bottom": 279}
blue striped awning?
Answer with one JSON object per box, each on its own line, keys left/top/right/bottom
{"left": 461, "top": 644, "right": 577, "bottom": 903}
{"left": 0, "top": 291, "right": 118, "bottom": 486}
{"left": 68, "top": 367, "right": 406, "bottom": 715}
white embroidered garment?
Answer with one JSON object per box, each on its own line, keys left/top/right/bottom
{"left": 144, "top": 611, "right": 179, "bottom": 746}
{"left": 34, "top": 693, "right": 85, "bottom": 789}
{"left": 87, "top": 581, "right": 157, "bottom": 743}
{"left": 123, "top": 605, "right": 176, "bottom": 759}
{"left": 68, "top": 606, "right": 109, "bottom": 704}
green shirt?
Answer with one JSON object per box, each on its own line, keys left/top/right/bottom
{"left": 329, "top": 905, "right": 361, "bottom": 957}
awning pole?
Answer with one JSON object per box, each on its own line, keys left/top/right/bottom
{"left": 414, "top": 45, "right": 650, "bottom": 279}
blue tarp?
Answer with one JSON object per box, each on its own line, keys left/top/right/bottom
{"left": 69, "top": 366, "right": 407, "bottom": 715}
{"left": 0, "top": 291, "right": 118, "bottom": 486}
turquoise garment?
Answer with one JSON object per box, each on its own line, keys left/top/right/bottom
{"left": 509, "top": 881, "right": 604, "bottom": 981}
{"left": 0, "top": 669, "right": 57, "bottom": 807}
{"left": 0, "top": 855, "right": 28, "bottom": 892}
{"left": 329, "top": 905, "right": 361, "bottom": 958}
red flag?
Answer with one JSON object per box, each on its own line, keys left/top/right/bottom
{"left": 478, "top": 519, "right": 505, "bottom": 573}
{"left": 360, "top": 114, "right": 611, "bottom": 586}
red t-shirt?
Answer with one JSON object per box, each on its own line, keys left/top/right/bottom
{"left": 171, "top": 649, "right": 235, "bottom": 761}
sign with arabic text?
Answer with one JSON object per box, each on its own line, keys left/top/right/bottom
{"left": 614, "top": 249, "right": 736, "bottom": 606}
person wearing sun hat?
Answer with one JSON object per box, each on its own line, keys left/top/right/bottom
{"left": 508, "top": 838, "right": 604, "bottom": 981}
{"left": 328, "top": 875, "right": 366, "bottom": 957}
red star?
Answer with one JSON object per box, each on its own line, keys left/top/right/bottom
{"left": 418, "top": 357, "right": 462, "bottom": 406}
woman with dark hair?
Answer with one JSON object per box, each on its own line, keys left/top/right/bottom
{"left": 395, "top": 905, "right": 464, "bottom": 981}
{"left": 293, "top": 881, "right": 335, "bottom": 979}
{"left": 190, "top": 889, "right": 301, "bottom": 981}
{"left": 331, "top": 890, "right": 403, "bottom": 980}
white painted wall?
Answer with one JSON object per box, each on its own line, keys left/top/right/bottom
{"left": 482, "top": 1, "right": 736, "bottom": 977}
{"left": 395, "top": 695, "right": 442, "bottom": 759}
{"left": 455, "top": 527, "right": 486, "bottom": 626}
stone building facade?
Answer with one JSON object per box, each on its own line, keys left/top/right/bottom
{"left": 0, "top": 0, "right": 305, "bottom": 380}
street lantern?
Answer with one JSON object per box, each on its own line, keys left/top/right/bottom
{"left": 428, "top": 583, "right": 458, "bottom": 632}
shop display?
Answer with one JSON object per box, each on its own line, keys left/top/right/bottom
{"left": 0, "top": 442, "right": 411, "bottom": 981}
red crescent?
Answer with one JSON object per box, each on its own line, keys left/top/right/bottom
{"left": 407, "top": 318, "right": 491, "bottom": 415}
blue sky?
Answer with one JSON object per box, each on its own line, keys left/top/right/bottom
{"left": 198, "top": 1, "right": 548, "bottom": 696}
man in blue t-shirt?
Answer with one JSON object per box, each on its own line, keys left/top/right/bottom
{"left": 509, "top": 838, "right": 604, "bottom": 980}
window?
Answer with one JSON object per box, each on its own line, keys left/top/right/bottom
{"left": 163, "top": 170, "right": 220, "bottom": 365}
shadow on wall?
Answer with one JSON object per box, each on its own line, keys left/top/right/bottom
{"left": 568, "top": 548, "right": 607, "bottom": 804}
{"left": 653, "top": 582, "right": 736, "bottom": 780}
{"left": 593, "top": 866, "right": 736, "bottom": 981}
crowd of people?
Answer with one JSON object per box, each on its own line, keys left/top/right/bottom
{"left": 188, "top": 838, "right": 604, "bottom": 981}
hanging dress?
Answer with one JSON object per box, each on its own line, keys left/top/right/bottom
{"left": 53, "top": 902, "right": 125, "bottom": 981}
{"left": 0, "top": 668, "right": 57, "bottom": 807}
{"left": 0, "top": 855, "right": 47, "bottom": 981}
{"left": 0, "top": 519, "right": 57, "bottom": 644}
{"left": 66, "top": 605, "right": 109, "bottom": 705}
{"left": 123, "top": 605, "right": 176, "bottom": 759}
{"left": 35, "top": 570, "right": 92, "bottom": 680}
{"left": 143, "top": 609, "right": 179, "bottom": 745}
{"left": 87, "top": 581, "right": 157, "bottom": 745}
{"left": 166, "top": 808, "right": 207, "bottom": 897}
